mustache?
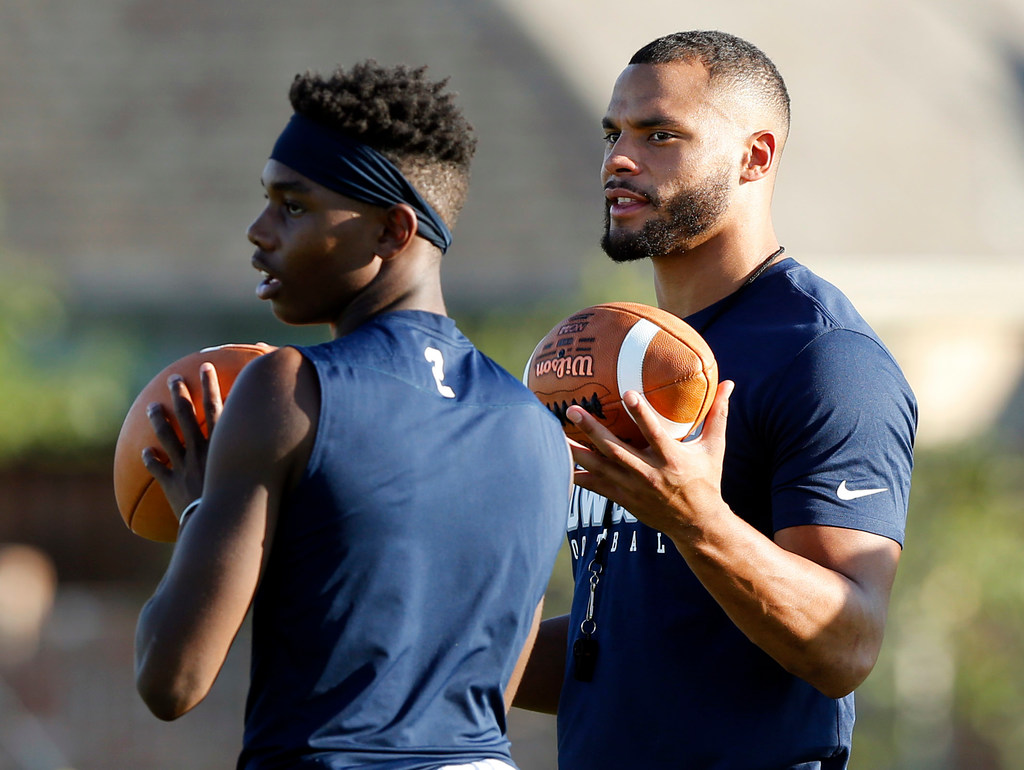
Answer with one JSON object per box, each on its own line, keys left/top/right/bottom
{"left": 603, "top": 180, "right": 659, "bottom": 207}
{"left": 603, "top": 180, "right": 646, "bottom": 195}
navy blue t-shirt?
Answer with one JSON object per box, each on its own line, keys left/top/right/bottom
{"left": 238, "top": 311, "right": 570, "bottom": 769}
{"left": 557, "top": 259, "right": 917, "bottom": 769}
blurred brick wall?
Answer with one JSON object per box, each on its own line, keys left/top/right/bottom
{"left": 0, "top": 463, "right": 165, "bottom": 584}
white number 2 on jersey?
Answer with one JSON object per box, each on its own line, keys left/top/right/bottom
{"left": 424, "top": 347, "right": 456, "bottom": 399}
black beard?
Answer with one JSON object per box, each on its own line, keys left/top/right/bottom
{"left": 601, "top": 170, "right": 731, "bottom": 263}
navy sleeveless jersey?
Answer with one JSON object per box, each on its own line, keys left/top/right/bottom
{"left": 238, "top": 311, "right": 570, "bottom": 769}
{"left": 557, "top": 259, "right": 917, "bottom": 769}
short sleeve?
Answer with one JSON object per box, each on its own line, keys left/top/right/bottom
{"left": 765, "top": 329, "right": 917, "bottom": 545}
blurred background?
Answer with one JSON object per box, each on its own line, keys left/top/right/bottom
{"left": 1, "top": 0, "right": 1023, "bottom": 767}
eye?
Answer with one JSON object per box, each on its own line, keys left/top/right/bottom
{"left": 283, "top": 200, "right": 305, "bottom": 216}
{"left": 649, "top": 131, "right": 674, "bottom": 142}
{"left": 602, "top": 132, "right": 620, "bottom": 146}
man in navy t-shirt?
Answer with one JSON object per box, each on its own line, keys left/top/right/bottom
{"left": 515, "top": 31, "right": 916, "bottom": 769}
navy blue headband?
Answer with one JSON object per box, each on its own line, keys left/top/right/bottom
{"left": 269, "top": 113, "right": 453, "bottom": 253}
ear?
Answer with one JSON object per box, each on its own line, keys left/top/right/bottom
{"left": 374, "top": 204, "right": 419, "bottom": 260}
{"left": 740, "top": 130, "right": 778, "bottom": 182}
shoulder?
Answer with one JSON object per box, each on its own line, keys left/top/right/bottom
{"left": 723, "top": 263, "right": 917, "bottom": 437}
{"left": 709, "top": 259, "right": 903, "bottom": 382}
{"left": 233, "top": 345, "right": 318, "bottom": 402}
{"left": 762, "top": 327, "right": 917, "bottom": 459}
{"left": 771, "top": 328, "right": 917, "bottom": 430}
{"left": 768, "top": 263, "right": 913, "bottom": 403}
{"left": 219, "top": 346, "right": 321, "bottom": 444}
{"left": 763, "top": 260, "right": 876, "bottom": 336}
{"left": 792, "top": 327, "right": 905, "bottom": 382}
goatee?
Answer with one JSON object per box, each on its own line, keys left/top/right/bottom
{"left": 601, "top": 169, "right": 731, "bottom": 263}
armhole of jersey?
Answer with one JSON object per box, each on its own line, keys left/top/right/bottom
{"left": 292, "top": 345, "right": 330, "bottom": 487}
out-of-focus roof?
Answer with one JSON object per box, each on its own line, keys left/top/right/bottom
{"left": 0, "top": 0, "right": 597, "bottom": 310}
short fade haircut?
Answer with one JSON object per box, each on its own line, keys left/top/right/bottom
{"left": 288, "top": 61, "right": 477, "bottom": 229}
{"left": 630, "top": 31, "right": 790, "bottom": 140}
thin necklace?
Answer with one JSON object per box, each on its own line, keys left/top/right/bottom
{"left": 693, "top": 245, "right": 785, "bottom": 335}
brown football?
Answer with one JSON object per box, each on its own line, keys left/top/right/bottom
{"left": 525, "top": 302, "right": 717, "bottom": 448}
{"left": 113, "top": 342, "right": 276, "bottom": 542}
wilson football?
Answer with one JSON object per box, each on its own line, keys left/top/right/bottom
{"left": 525, "top": 302, "right": 717, "bottom": 447}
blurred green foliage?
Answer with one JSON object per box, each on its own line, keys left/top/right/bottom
{"left": 0, "top": 255, "right": 138, "bottom": 464}
{"left": 855, "top": 445, "right": 1024, "bottom": 768}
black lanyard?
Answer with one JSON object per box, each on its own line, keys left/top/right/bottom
{"left": 572, "top": 497, "right": 614, "bottom": 682}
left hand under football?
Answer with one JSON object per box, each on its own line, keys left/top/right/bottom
{"left": 566, "top": 380, "right": 735, "bottom": 539}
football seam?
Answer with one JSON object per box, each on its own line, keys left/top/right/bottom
{"left": 598, "top": 304, "right": 715, "bottom": 362}
{"left": 126, "top": 477, "right": 155, "bottom": 531}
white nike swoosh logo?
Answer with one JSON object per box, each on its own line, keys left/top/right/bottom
{"left": 837, "top": 480, "right": 889, "bottom": 501}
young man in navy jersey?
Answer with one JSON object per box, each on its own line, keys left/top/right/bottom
{"left": 134, "top": 61, "right": 571, "bottom": 770}
{"left": 515, "top": 31, "right": 917, "bottom": 769}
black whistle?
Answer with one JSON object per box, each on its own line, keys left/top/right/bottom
{"left": 573, "top": 636, "right": 598, "bottom": 682}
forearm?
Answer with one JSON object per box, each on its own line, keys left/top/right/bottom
{"left": 134, "top": 511, "right": 262, "bottom": 719}
{"left": 135, "top": 589, "right": 218, "bottom": 720}
{"left": 566, "top": 384, "right": 899, "bottom": 698}
{"left": 512, "top": 614, "right": 569, "bottom": 714}
{"left": 668, "top": 500, "right": 892, "bottom": 698}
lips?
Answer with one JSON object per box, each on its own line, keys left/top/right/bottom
{"left": 605, "top": 186, "right": 650, "bottom": 218}
{"left": 252, "top": 256, "right": 282, "bottom": 300}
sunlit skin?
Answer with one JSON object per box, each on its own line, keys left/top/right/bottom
{"left": 601, "top": 59, "right": 784, "bottom": 319}
{"left": 514, "top": 60, "right": 901, "bottom": 712}
{"left": 248, "top": 159, "right": 446, "bottom": 337}
{"left": 601, "top": 62, "right": 737, "bottom": 264}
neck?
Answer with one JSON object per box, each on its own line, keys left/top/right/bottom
{"left": 331, "top": 251, "right": 447, "bottom": 338}
{"left": 651, "top": 229, "right": 782, "bottom": 319}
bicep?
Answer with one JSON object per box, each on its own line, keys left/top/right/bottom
{"left": 775, "top": 524, "right": 901, "bottom": 612}
{"left": 768, "top": 524, "right": 900, "bottom": 695}
{"left": 511, "top": 612, "right": 569, "bottom": 715}
{"left": 763, "top": 332, "right": 911, "bottom": 617}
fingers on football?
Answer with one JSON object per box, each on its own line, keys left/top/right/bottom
{"left": 566, "top": 404, "right": 636, "bottom": 463}
{"left": 700, "top": 380, "right": 734, "bottom": 448}
{"left": 199, "top": 362, "right": 224, "bottom": 436}
{"left": 143, "top": 402, "right": 182, "bottom": 474}
{"left": 166, "top": 374, "right": 206, "bottom": 452}
{"left": 620, "top": 389, "right": 675, "bottom": 453}
{"left": 140, "top": 446, "right": 172, "bottom": 486}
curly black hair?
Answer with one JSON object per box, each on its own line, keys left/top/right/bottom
{"left": 289, "top": 61, "right": 476, "bottom": 229}
{"left": 631, "top": 31, "right": 790, "bottom": 142}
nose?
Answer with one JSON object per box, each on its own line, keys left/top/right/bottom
{"left": 603, "top": 140, "right": 640, "bottom": 177}
{"left": 246, "top": 206, "right": 273, "bottom": 250}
